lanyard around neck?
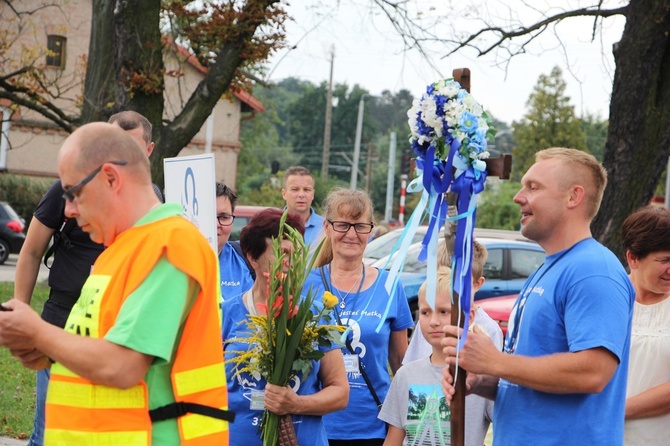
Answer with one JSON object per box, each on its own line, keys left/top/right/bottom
{"left": 504, "top": 240, "right": 584, "bottom": 354}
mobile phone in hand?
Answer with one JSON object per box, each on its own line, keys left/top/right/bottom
{"left": 0, "top": 303, "right": 10, "bottom": 311}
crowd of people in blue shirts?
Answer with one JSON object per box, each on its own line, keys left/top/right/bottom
{"left": 2, "top": 112, "right": 668, "bottom": 446}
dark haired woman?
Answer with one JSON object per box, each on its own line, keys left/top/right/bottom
{"left": 621, "top": 205, "right": 670, "bottom": 446}
{"left": 222, "top": 208, "right": 348, "bottom": 445}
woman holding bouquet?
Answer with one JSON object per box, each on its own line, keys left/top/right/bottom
{"left": 309, "top": 188, "right": 414, "bottom": 446}
{"left": 222, "top": 208, "right": 349, "bottom": 446}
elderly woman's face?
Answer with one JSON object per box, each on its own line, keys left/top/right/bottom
{"left": 325, "top": 206, "right": 373, "bottom": 262}
{"left": 630, "top": 250, "right": 670, "bottom": 296}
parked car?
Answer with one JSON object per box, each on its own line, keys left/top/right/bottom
{"left": 372, "top": 237, "right": 545, "bottom": 317}
{"left": 0, "top": 202, "right": 26, "bottom": 265}
{"left": 363, "top": 227, "right": 533, "bottom": 265}
{"left": 229, "top": 205, "right": 277, "bottom": 241}
{"left": 363, "top": 226, "right": 428, "bottom": 265}
{"left": 478, "top": 294, "right": 518, "bottom": 336}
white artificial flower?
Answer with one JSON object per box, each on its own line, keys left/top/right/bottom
{"left": 438, "top": 81, "right": 461, "bottom": 98}
{"left": 452, "top": 129, "right": 467, "bottom": 142}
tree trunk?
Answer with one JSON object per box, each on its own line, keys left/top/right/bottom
{"left": 152, "top": 0, "right": 281, "bottom": 188}
{"left": 80, "top": 0, "right": 281, "bottom": 188}
{"left": 113, "top": 0, "right": 164, "bottom": 122}
{"left": 592, "top": 0, "right": 670, "bottom": 261}
{"left": 81, "top": 0, "right": 117, "bottom": 124}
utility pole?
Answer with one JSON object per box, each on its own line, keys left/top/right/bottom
{"left": 384, "top": 132, "right": 397, "bottom": 221}
{"left": 321, "top": 47, "right": 335, "bottom": 181}
{"left": 350, "top": 94, "right": 367, "bottom": 189}
{"left": 365, "top": 142, "right": 374, "bottom": 193}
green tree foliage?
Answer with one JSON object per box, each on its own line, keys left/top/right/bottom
{"left": 0, "top": 174, "right": 53, "bottom": 225}
{"left": 476, "top": 180, "right": 522, "bottom": 230}
{"left": 488, "top": 117, "right": 515, "bottom": 155}
{"left": 511, "top": 66, "right": 588, "bottom": 181}
{"left": 288, "top": 82, "right": 376, "bottom": 180}
{"left": 581, "top": 113, "right": 609, "bottom": 161}
{"left": 238, "top": 79, "right": 417, "bottom": 213}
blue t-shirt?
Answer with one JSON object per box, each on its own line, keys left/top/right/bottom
{"left": 494, "top": 238, "right": 634, "bottom": 446}
{"left": 222, "top": 295, "right": 334, "bottom": 446}
{"left": 218, "top": 243, "right": 254, "bottom": 302}
{"left": 306, "top": 267, "right": 414, "bottom": 440}
{"left": 304, "top": 208, "right": 325, "bottom": 247}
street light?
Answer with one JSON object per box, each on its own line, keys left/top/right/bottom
{"left": 350, "top": 94, "right": 368, "bottom": 189}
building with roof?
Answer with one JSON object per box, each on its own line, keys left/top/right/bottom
{"left": 0, "top": 0, "right": 263, "bottom": 189}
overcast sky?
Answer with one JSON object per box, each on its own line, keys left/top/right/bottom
{"left": 265, "top": 0, "right": 626, "bottom": 124}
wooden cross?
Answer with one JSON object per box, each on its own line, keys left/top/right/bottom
{"left": 446, "top": 68, "right": 511, "bottom": 446}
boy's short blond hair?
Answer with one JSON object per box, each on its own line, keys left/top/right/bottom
{"left": 437, "top": 239, "right": 488, "bottom": 281}
{"left": 418, "top": 266, "right": 452, "bottom": 301}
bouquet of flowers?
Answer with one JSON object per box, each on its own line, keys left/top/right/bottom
{"left": 226, "top": 212, "right": 344, "bottom": 446}
{"left": 383, "top": 78, "right": 495, "bottom": 339}
{"left": 407, "top": 78, "right": 494, "bottom": 169}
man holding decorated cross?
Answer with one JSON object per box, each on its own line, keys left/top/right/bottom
{"left": 0, "top": 123, "right": 232, "bottom": 445}
{"left": 442, "top": 148, "right": 634, "bottom": 445}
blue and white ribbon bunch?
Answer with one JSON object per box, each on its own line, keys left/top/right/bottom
{"left": 381, "top": 79, "right": 494, "bottom": 347}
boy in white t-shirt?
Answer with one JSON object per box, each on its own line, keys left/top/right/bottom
{"left": 403, "top": 240, "right": 503, "bottom": 363}
{"left": 379, "top": 243, "right": 503, "bottom": 446}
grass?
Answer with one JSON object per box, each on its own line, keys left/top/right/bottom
{"left": 0, "top": 282, "right": 49, "bottom": 439}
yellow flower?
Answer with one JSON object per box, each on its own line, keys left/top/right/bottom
{"left": 323, "top": 291, "right": 338, "bottom": 309}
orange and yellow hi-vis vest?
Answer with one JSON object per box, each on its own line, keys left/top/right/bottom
{"left": 45, "top": 214, "right": 230, "bottom": 445}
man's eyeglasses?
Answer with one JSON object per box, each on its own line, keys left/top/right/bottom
{"left": 62, "top": 161, "right": 128, "bottom": 202}
{"left": 216, "top": 213, "right": 235, "bottom": 226}
{"left": 328, "top": 220, "right": 374, "bottom": 234}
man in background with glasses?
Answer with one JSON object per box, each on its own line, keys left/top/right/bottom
{"left": 0, "top": 122, "right": 231, "bottom": 445}
{"left": 216, "top": 181, "right": 254, "bottom": 301}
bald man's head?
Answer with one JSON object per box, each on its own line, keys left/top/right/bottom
{"left": 59, "top": 122, "right": 151, "bottom": 182}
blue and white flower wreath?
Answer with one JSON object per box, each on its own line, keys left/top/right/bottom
{"left": 380, "top": 79, "right": 495, "bottom": 344}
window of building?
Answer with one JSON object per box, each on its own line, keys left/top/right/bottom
{"left": 46, "top": 35, "right": 66, "bottom": 69}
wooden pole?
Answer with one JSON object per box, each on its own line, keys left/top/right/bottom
{"left": 446, "top": 68, "right": 470, "bottom": 446}
{"left": 447, "top": 68, "right": 511, "bottom": 446}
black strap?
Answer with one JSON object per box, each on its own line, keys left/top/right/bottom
{"left": 320, "top": 267, "right": 383, "bottom": 410}
{"left": 230, "top": 240, "right": 256, "bottom": 281}
{"left": 149, "top": 402, "right": 235, "bottom": 423}
{"left": 43, "top": 218, "right": 77, "bottom": 269}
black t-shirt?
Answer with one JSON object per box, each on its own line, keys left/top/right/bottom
{"left": 34, "top": 180, "right": 105, "bottom": 297}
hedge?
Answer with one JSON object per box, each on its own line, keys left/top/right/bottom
{"left": 0, "top": 173, "right": 54, "bottom": 226}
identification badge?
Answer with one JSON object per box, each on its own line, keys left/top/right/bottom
{"left": 250, "top": 390, "right": 265, "bottom": 410}
{"left": 343, "top": 354, "right": 360, "bottom": 373}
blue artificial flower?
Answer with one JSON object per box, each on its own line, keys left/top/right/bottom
{"left": 468, "top": 129, "right": 488, "bottom": 153}
{"left": 459, "top": 112, "right": 479, "bottom": 133}
{"left": 434, "top": 94, "right": 447, "bottom": 117}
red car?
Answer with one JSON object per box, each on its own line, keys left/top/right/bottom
{"left": 478, "top": 294, "right": 518, "bottom": 337}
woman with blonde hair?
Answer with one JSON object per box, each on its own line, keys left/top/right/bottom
{"left": 306, "top": 188, "right": 414, "bottom": 445}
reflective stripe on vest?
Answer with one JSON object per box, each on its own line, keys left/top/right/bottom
{"left": 46, "top": 429, "right": 149, "bottom": 446}
{"left": 45, "top": 215, "right": 229, "bottom": 445}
